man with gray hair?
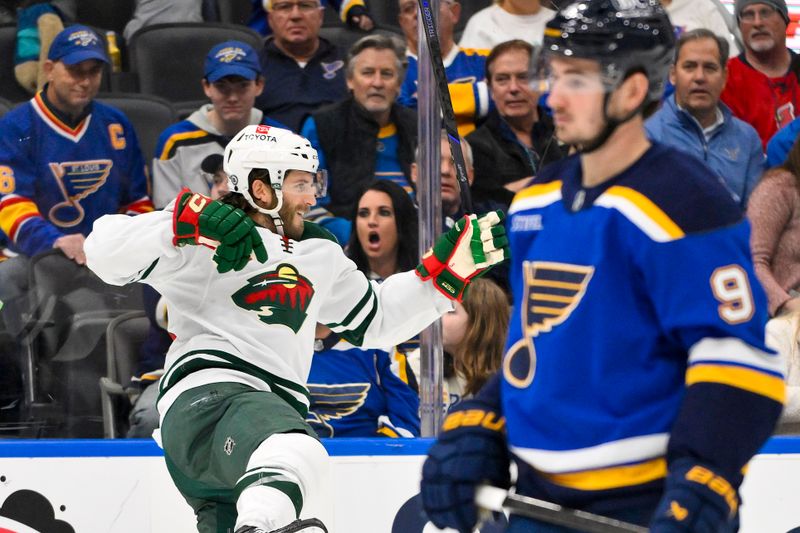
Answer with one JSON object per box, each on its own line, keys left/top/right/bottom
{"left": 300, "top": 34, "right": 417, "bottom": 220}
{"left": 721, "top": 0, "right": 800, "bottom": 148}
{"left": 647, "top": 28, "right": 764, "bottom": 206}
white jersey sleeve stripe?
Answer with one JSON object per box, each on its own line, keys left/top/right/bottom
{"left": 688, "top": 336, "right": 785, "bottom": 376}
{"left": 511, "top": 432, "right": 669, "bottom": 473}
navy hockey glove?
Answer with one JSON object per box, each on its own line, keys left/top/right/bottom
{"left": 173, "top": 189, "right": 268, "bottom": 273}
{"left": 650, "top": 459, "right": 739, "bottom": 533}
{"left": 416, "top": 211, "right": 509, "bottom": 302}
{"left": 420, "top": 399, "right": 511, "bottom": 533}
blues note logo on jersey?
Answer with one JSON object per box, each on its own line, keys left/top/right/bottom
{"left": 504, "top": 261, "right": 594, "bottom": 388}
{"left": 321, "top": 60, "right": 344, "bottom": 80}
{"left": 232, "top": 263, "right": 314, "bottom": 333}
{"left": 306, "top": 383, "right": 370, "bottom": 437}
{"left": 48, "top": 159, "right": 113, "bottom": 227}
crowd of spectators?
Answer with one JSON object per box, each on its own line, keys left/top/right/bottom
{"left": 0, "top": 0, "right": 799, "bottom": 439}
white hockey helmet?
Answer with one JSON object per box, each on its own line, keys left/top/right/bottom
{"left": 223, "top": 125, "right": 321, "bottom": 231}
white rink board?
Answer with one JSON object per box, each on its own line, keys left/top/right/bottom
{"left": 0, "top": 438, "right": 798, "bottom": 533}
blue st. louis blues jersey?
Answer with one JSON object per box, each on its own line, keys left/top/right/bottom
{"left": 500, "top": 142, "right": 784, "bottom": 511}
{"left": 0, "top": 92, "right": 153, "bottom": 256}
{"left": 399, "top": 47, "right": 490, "bottom": 136}
{"left": 306, "top": 338, "right": 420, "bottom": 438}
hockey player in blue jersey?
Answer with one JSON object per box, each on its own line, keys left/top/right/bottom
{"left": 420, "top": 1, "right": 786, "bottom": 532}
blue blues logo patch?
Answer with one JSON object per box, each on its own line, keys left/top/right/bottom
{"left": 306, "top": 382, "right": 370, "bottom": 437}
{"left": 321, "top": 60, "right": 344, "bottom": 80}
{"left": 504, "top": 261, "right": 593, "bottom": 388}
{"left": 47, "top": 160, "right": 113, "bottom": 227}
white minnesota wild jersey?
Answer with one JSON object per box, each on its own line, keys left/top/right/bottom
{"left": 85, "top": 207, "right": 452, "bottom": 422}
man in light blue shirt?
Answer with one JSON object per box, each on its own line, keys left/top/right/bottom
{"left": 646, "top": 28, "right": 764, "bottom": 207}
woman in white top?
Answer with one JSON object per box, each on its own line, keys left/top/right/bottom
{"left": 459, "top": 0, "right": 556, "bottom": 50}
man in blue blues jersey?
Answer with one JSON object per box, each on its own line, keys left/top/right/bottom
{"left": 420, "top": 1, "right": 786, "bottom": 532}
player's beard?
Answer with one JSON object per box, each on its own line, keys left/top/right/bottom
{"left": 278, "top": 201, "right": 307, "bottom": 240}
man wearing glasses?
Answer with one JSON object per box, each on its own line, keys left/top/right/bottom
{"left": 247, "top": 0, "right": 375, "bottom": 36}
{"left": 255, "top": 0, "right": 348, "bottom": 132}
{"left": 152, "top": 41, "right": 286, "bottom": 209}
{"left": 721, "top": 0, "right": 800, "bottom": 148}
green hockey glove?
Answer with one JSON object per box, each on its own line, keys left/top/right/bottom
{"left": 416, "top": 211, "right": 508, "bottom": 301}
{"left": 172, "top": 189, "right": 268, "bottom": 273}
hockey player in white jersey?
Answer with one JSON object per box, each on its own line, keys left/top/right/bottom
{"left": 84, "top": 124, "right": 508, "bottom": 533}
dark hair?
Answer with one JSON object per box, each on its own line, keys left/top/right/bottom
{"left": 485, "top": 39, "right": 534, "bottom": 83}
{"left": 346, "top": 34, "right": 406, "bottom": 78}
{"left": 346, "top": 180, "right": 419, "bottom": 275}
{"left": 218, "top": 168, "right": 270, "bottom": 213}
{"left": 673, "top": 28, "right": 729, "bottom": 67}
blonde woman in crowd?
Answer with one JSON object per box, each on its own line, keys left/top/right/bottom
{"left": 442, "top": 277, "right": 510, "bottom": 404}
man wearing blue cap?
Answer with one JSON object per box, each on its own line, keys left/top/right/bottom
{"left": 152, "top": 40, "right": 287, "bottom": 209}
{"left": 0, "top": 24, "right": 154, "bottom": 375}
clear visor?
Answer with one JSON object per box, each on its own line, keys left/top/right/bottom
{"left": 282, "top": 169, "right": 328, "bottom": 198}
{"left": 530, "top": 48, "right": 616, "bottom": 96}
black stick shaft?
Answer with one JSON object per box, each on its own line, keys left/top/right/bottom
{"left": 416, "top": 0, "right": 474, "bottom": 214}
{"left": 476, "top": 486, "right": 649, "bottom": 533}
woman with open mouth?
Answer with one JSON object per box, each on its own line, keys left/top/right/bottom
{"left": 346, "top": 179, "right": 418, "bottom": 282}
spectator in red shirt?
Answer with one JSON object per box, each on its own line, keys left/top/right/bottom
{"left": 720, "top": 0, "right": 800, "bottom": 149}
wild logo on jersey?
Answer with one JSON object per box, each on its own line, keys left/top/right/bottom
{"left": 231, "top": 263, "right": 314, "bottom": 333}
{"left": 306, "top": 382, "right": 370, "bottom": 437}
{"left": 504, "top": 261, "right": 594, "bottom": 388}
{"left": 48, "top": 159, "right": 113, "bottom": 227}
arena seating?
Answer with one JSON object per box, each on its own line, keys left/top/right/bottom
{"left": 97, "top": 92, "right": 176, "bottom": 167}
{"left": 0, "top": 24, "right": 32, "bottom": 102}
{"left": 128, "top": 22, "right": 263, "bottom": 104}
{"left": 100, "top": 311, "right": 149, "bottom": 438}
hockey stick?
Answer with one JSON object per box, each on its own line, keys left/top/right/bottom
{"left": 415, "top": 0, "right": 474, "bottom": 213}
{"left": 475, "top": 486, "right": 649, "bottom": 533}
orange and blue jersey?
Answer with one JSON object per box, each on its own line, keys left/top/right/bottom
{"left": 399, "top": 46, "right": 491, "bottom": 136}
{"left": 0, "top": 91, "right": 153, "bottom": 256}
{"left": 495, "top": 142, "right": 784, "bottom": 515}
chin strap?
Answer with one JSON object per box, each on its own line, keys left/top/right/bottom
{"left": 271, "top": 214, "right": 285, "bottom": 237}
{"left": 580, "top": 77, "right": 648, "bottom": 154}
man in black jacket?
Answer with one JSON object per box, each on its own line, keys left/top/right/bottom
{"left": 256, "top": 0, "right": 347, "bottom": 132}
{"left": 466, "top": 39, "right": 566, "bottom": 210}
{"left": 300, "top": 34, "right": 416, "bottom": 219}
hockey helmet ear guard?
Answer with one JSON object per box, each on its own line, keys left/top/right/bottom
{"left": 540, "top": 0, "right": 675, "bottom": 103}
{"left": 223, "top": 125, "right": 320, "bottom": 228}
